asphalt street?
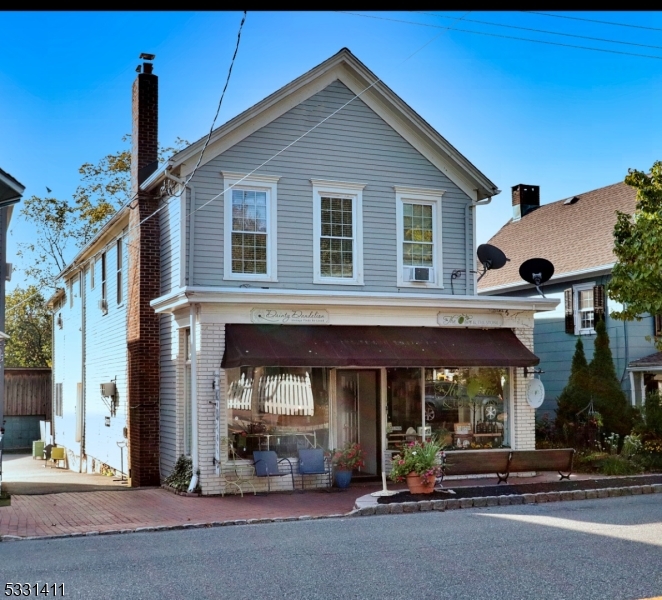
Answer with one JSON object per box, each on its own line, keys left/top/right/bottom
{"left": 1, "top": 495, "right": 661, "bottom": 600}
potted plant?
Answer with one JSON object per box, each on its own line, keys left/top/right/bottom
{"left": 329, "top": 442, "right": 365, "bottom": 488}
{"left": 390, "top": 438, "right": 446, "bottom": 494}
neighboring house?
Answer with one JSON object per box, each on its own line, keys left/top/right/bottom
{"left": 478, "top": 182, "right": 659, "bottom": 416}
{"left": 0, "top": 167, "right": 24, "bottom": 447}
{"left": 50, "top": 49, "right": 558, "bottom": 493}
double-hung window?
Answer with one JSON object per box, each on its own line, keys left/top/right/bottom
{"left": 395, "top": 186, "right": 444, "bottom": 288}
{"left": 564, "top": 283, "right": 605, "bottom": 335}
{"left": 223, "top": 172, "right": 279, "bottom": 282}
{"left": 312, "top": 180, "right": 364, "bottom": 285}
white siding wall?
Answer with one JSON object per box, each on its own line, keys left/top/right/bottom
{"left": 83, "top": 239, "right": 129, "bottom": 472}
{"left": 52, "top": 281, "right": 83, "bottom": 470}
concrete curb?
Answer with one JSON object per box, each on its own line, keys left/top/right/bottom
{"left": 1, "top": 483, "right": 660, "bottom": 542}
{"left": 350, "top": 482, "right": 662, "bottom": 517}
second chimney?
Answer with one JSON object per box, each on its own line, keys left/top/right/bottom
{"left": 512, "top": 184, "right": 540, "bottom": 221}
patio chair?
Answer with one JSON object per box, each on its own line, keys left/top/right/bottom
{"left": 49, "top": 446, "right": 66, "bottom": 468}
{"left": 298, "top": 448, "right": 332, "bottom": 491}
{"left": 253, "top": 451, "right": 295, "bottom": 494}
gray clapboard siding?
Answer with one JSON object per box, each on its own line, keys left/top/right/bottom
{"left": 159, "top": 313, "right": 177, "bottom": 476}
{"left": 186, "top": 80, "right": 474, "bottom": 295}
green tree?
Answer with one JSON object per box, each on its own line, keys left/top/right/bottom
{"left": 16, "top": 195, "right": 76, "bottom": 290}
{"left": 555, "top": 337, "right": 592, "bottom": 430}
{"left": 589, "top": 319, "right": 633, "bottom": 438}
{"left": 610, "top": 160, "right": 662, "bottom": 349}
{"left": 4, "top": 286, "right": 51, "bottom": 367}
{"left": 15, "top": 136, "right": 188, "bottom": 291}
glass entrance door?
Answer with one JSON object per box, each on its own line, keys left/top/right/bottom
{"left": 336, "top": 369, "right": 380, "bottom": 475}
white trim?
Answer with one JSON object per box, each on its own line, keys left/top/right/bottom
{"left": 573, "top": 282, "right": 596, "bottom": 335}
{"left": 395, "top": 187, "right": 444, "bottom": 289}
{"left": 312, "top": 179, "right": 365, "bottom": 286}
{"left": 151, "top": 285, "right": 559, "bottom": 314}
{"left": 393, "top": 185, "right": 445, "bottom": 197}
{"left": 221, "top": 171, "right": 281, "bottom": 185}
{"left": 222, "top": 172, "right": 280, "bottom": 283}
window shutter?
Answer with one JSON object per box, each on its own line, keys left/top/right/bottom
{"left": 593, "top": 285, "right": 606, "bottom": 324}
{"left": 564, "top": 288, "right": 574, "bottom": 334}
{"left": 654, "top": 315, "right": 662, "bottom": 337}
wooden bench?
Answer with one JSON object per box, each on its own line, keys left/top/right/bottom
{"left": 442, "top": 448, "right": 575, "bottom": 484}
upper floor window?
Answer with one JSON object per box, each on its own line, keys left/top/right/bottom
{"left": 564, "top": 283, "right": 605, "bottom": 335}
{"left": 395, "top": 186, "right": 444, "bottom": 288}
{"left": 312, "top": 179, "right": 364, "bottom": 285}
{"left": 222, "top": 172, "right": 279, "bottom": 282}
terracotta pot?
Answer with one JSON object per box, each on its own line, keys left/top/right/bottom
{"left": 406, "top": 472, "right": 435, "bottom": 494}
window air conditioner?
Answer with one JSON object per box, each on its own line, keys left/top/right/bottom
{"left": 101, "top": 382, "right": 116, "bottom": 397}
{"left": 404, "top": 267, "right": 433, "bottom": 282}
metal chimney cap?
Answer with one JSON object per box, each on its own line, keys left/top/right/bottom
{"left": 139, "top": 53, "right": 156, "bottom": 61}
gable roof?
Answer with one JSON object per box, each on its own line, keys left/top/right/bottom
{"left": 478, "top": 181, "right": 637, "bottom": 293}
{"left": 143, "top": 48, "right": 499, "bottom": 202}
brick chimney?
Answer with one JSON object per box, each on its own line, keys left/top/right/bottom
{"left": 512, "top": 184, "right": 540, "bottom": 221}
{"left": 127, "top": 55, "right": 161, "bottom": 487}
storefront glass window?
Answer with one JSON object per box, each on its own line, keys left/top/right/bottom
{"left": 386, "top": 368, "right": 423, "bottom": 451}
{"left": 226, "top": 367, "right": 330, "bottom": 459}
{"left": 425, "top": 367, "right": 510, "bottom": 450}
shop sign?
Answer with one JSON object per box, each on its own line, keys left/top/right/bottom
{"left": 250, "top": 308, "right": 329, "bottom": 324}
{"left": 437, "top": 312, "right": 504, "bottom": 327}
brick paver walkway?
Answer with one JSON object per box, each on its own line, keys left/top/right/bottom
{"left": 0, "top": 487, "right": 371, "bottom": 538}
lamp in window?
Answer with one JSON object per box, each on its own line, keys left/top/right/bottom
{"left": 56, "top": 313, "right": 63, "bottom": 329}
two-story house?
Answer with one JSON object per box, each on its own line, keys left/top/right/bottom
{"left": 50, "top": 49, "right": 557, "bottom": 494}
{"left": 478, "top": 183, "right": 659, "bottom": 417}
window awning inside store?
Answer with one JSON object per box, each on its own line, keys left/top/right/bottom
{"left": 221, "top": 325, "right": 539, "bottom": 369}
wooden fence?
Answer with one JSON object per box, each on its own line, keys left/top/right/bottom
{"left": 4, "top": 368, "right": 51, "bottom": 419}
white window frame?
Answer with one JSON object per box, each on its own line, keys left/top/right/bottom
{"left": 312, "top": 179, "right": 365, "bottom": 286}
{"left": 574, "top": 282, "right": 596, "bottom": 335}
{"left": 222, "top": 171, "right": 279, "bottom": 283}
{"left": 395, "top": 186, "right": 445, "bottom": 289}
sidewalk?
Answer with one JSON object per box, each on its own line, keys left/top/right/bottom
{"left": 0, "top": 471, "right": 608, "bottom": 540}
{"left": 2, "top": 453, "right": 131, "bottom": 495}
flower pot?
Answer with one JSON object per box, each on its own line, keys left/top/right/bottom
{"left": 334, "top": 470, "right": 352, "bottom": 489}
{"left": 406, "top": 472, "right": 435, "bottom": 494}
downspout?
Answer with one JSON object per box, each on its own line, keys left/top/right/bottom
{"left": 187, "top": 303, "right": 199, "bottom": 493}
{"left": 81, "top": 269, "right": 86, "bottom": 472}
{"left": 469, "top": 191, "right": 494, "bottom": 295}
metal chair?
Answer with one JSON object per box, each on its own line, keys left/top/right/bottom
{"left": 253, "top": 451, "right": 295, "bottom": 494}
{"left": 298, "top": 448, "right": 332, "bottom": 491}
{"left": 219, "top": 441, "right": 256, "bottom": 497}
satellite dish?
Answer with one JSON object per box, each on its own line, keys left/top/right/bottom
{"left": 476, "top": 244, "right": 509, "bottom": 282}
{"left": 519, "top": 258, "right": 554, "bottom": 297}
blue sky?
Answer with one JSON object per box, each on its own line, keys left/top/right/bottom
{"left": 3, "top": 11, "right": 662, "bottom": 292}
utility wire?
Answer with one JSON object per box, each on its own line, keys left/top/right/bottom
{"left": 338, "top": 12, "right": 662, "bottom": 61}
{"left": 414, "top": 11, "right": 662, "bottom": 52}
{"left": 525, "top": 11, "right": 662, "bottom": 34}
